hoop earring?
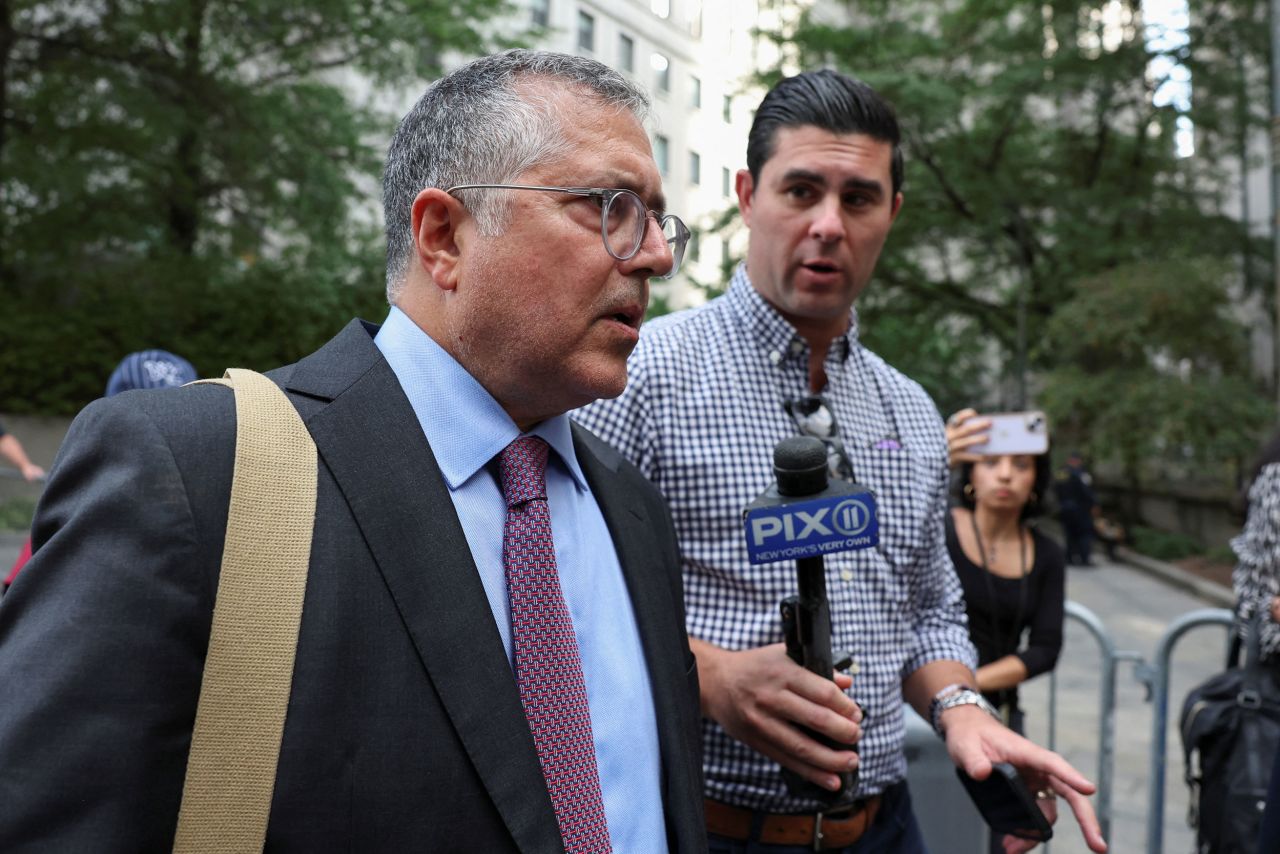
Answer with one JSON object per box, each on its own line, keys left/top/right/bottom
{"left": 963, "top": 483, "right": 975, "bottom": 499}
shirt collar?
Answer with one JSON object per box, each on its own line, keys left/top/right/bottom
{"left": 373, "top": 306, "right": 589, "bottom": 493}
{"left": 726, "top": 264, "right": 858, "bottom": 367}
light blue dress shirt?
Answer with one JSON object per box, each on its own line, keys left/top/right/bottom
{"left": 374, "top": 307, "right": 667, "bottom": 852}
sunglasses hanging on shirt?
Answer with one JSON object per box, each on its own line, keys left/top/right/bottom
{"left": 783, "top": 395, "right": 856, "bottom": 482}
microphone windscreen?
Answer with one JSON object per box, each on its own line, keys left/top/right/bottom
{"left": 774, "top": 436, "right": 827, "bottom": 497}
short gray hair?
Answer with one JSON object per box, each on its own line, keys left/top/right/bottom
{"left": 382, "top": 49, "right": 651, "bottom": 303}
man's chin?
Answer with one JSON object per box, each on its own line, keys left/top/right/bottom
{"left": 570, "top": 364, "right": 630, "bottom": 406}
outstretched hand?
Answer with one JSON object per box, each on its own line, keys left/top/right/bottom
{"left": 942, "top": 705, "right": 1107, "bottom": 853}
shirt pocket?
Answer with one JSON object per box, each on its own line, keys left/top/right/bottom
{"left": 847, "top": 443, "right": 930, "bottom": 575}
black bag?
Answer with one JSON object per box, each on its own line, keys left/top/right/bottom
{"left": 1179, "top": 619, "right": 1280, "bottom": 854}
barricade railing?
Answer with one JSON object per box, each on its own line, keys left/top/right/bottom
{"left": 1138, "top": 607, "right": 1234, "bottom": 854}
{"left": 1043, "top": 600, "right": 1142, "bottom": 846}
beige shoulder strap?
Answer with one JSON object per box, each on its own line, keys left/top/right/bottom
{"left": 173, "top": 368, "right": 318, "bottom": 854}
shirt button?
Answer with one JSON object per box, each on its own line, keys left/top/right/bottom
{"left": 789, "top": 340, "right": 804, "bottom": 355}
{"left": 840, "top": 569, "right": 853, "bottom": 581}
{"left": 769, "top": 350, "right": 782, "bottom": 365}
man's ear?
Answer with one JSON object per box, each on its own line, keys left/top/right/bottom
{"left": 411, "top": 188, "right": 466, "bottom": 291}
{"left": 734, "top": 169, "right": 755, "bottom": 227}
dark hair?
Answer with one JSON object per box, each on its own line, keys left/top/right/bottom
{"left": 746, "top": 69, "right": 904, "bottom": 195}
{"left": 955, "top": 452, "right": 1054, "bottom": 523}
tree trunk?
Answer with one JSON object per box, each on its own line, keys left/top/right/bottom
{"left": 167, "top": 0, "right": 207, "bottom": 257}
{"left": 0, "top": 0, "right": 14, "bottom": 279}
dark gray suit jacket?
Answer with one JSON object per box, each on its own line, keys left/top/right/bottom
{"left": 0, "top": 320, "right": 705, "bottom": 853}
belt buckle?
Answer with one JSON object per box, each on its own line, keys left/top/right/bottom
{"left": 813, "top": 803, "right": 858, "bottom": 851}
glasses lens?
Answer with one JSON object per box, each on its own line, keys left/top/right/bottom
{"left": 659, "top": 215, "right": 691, "bottom": 280}
{"left": 604, "top": 191, "right": 645, "bottom": 260}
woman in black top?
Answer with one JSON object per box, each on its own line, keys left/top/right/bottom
{"left": 945, "top": 410, "right": 1065, "bottom": 736}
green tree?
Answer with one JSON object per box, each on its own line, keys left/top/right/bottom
{"left": 1, "top": 0, "right": 510, "bottom": 413}
{"left": 1039, "top": 259, "right": 1271, "bottom": 508}
{"left": 767, "top": 0, "right": 1267, "bottom": 406}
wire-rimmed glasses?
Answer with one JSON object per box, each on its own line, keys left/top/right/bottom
{"left": 784, "top": 395, "right": 855, "bottom": 482}
{"left": 445, "top": 184, "right": 691, "bottom": 280}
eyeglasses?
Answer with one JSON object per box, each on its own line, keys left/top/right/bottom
{"left": 445, "top": 184, "right": 691, "bottom": 280}
{"left": 784, "top": 395, "right": 855, "bottom": 482}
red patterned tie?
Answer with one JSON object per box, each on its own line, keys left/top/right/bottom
{"left": 499, "top": 436, "right": 612, "bottom": 853}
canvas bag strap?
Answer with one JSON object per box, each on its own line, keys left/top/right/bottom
{"left": 173, "top": 368, "right": 318, "bottom": 854}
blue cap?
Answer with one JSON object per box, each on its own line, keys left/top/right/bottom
{"left": 105, "top": 350, "right": 198, "bottom": 397}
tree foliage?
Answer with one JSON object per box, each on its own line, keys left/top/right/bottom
{"left": 768, "top": 0, "right": 1268, "bottom": 415}
{"left": 1040, "top": 259, "right": 1271, "bottom": 489}
{"left": 1, "top": 0, "right": 509, "bottom": 413}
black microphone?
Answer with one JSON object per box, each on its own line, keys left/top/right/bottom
{"left": 743, "top": 436, "right": 879, "bottom": 806}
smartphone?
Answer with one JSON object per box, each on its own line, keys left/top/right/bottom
{"left": 967, "top": 411, "right": 1049, "bottom": 456}
{"left": 956, "top": 763, "right": 1053, "bottom": 842}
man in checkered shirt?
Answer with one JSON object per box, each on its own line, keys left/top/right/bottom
{"left": 576, "top": 70, "right": 1107, "bottom": 853}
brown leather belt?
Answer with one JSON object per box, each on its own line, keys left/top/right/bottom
{"left": 705, "top": 796, "right": 883, "bottom": 850}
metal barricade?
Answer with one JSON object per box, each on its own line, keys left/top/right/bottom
{"left": 1043, "top": 600, "right": 1143, "bottom": 846}
{"left": 1139, "top": 607, "right": 1234, "bottom": 854}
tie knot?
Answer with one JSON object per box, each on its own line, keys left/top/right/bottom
{"left": 499, "top": 436, "right": 550, "bottom": 508}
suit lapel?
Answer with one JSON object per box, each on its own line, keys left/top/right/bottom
{"left": 285, "top": 322, "right": 562, "bottom": 853}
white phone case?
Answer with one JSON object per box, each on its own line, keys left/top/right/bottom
{"left": 968, "top": 411, "right": 1049, "bottom": 456}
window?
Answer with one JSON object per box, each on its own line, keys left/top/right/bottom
{"left": 689, "top": 151, "right": 701, "bottom": 185}
{"left": 722, "top": 94, "right": 732, "bottom": 124}
{"left": 687, "top": 0, "right": 704, "bottom": 38}
{"left": 618, "top": 33, "right": 635, "bottom": 72}
{"left": 654, "top": 135, "right": 670, "bottom": 176}
{"left": 530, "top": 0, "right": 550, "bottom": 27}
{"left": 690, "top": 76, "right": 702, "bottom": 109}
{"left": 689, "top": 230, "right": 701, "bottom": 263}
{"left": 651, "top": 52, "right": 670, "bottom": 94}
{"left": 577, "top": 11, "right": 594, "bottom": 52}
{"left": 721, "top": 166, "right": 731, "bottom": 198}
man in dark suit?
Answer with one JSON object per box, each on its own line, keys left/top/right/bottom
{"left": 0, "top": 50, "right": 701, "bottom": 853}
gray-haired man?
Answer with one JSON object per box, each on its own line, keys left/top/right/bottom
{"left": 0, "top": 50, "right": 702, "bottom": 853}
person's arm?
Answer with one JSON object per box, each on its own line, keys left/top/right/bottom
{"left": 0, "top": 433, "right": 44, "bottom": 482}
{"left": 975, "top": 655, "right": 1031, "bottom": 693}
{"left": 0, "top": 392, "right": 228, "bottom": 852}
{"left": 1011, "top": 537, "right": 1066, "bottom": 681}
{"left": 691, "top": 636, "right": 862, "bottom": 792}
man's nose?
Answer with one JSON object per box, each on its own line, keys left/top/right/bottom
{"left": 808, "top": 196, "right": 846, "bottom": 244}
{"left": 621, "top": 212, "right": 673, "bottom": 278}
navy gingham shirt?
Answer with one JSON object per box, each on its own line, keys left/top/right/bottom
{"left": 575, "top": 266, "right": 976, "bottom": 811}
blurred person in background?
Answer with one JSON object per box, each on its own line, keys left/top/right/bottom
{"left": 0, "top": 417, "right": 46, "bottom": 596}
{"left": 104, "top": 349, "right": 198, "bottom": 397}
{"left": 945, "top": 409, "right": 1064, "bottom": 734}
{"left": 3, "top": 350, "right": 197, "bottom": 593}
{"left": 947, "top": 409, "right": 1065, "bottom": 854}
{"left": 1054, "top": 451, "right": 1096, "bottom": 566}
{"left": 0, "top": 420, "right": 44, "bottom": 483}
{"left": 1231, "top": 432, "right": 1280, "bottom": 854}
